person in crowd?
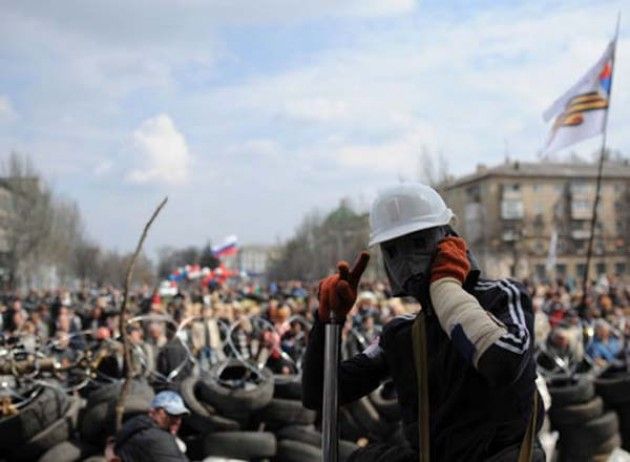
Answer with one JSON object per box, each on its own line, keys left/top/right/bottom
{"left": 190, "top": 304, "right": 225, "bottom": 367}
{"left": 587, "top": 319, "right": 622, "bottom": 367}
{"left": 113, "top": 390, "right": 189, "bottom": 462}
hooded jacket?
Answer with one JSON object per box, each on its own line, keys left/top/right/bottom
{"left": 115, "top": 414, "right": 188, "bottom": 462}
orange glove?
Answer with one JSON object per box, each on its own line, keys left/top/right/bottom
{"left": 318, "top": 252, "right": 370, "bottom": 323}
{"left": 430, "top": 237, "right": 470, "bottom": 284}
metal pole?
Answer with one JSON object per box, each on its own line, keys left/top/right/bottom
{"left": 581, "top": 17, "right": 620, "bottom": 307}
{"left": 322, "top": 313, "right": 340, "bottom": 462}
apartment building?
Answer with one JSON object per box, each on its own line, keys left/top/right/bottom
{"left": 441, "top": 160, "right": 630, "bottom": 282}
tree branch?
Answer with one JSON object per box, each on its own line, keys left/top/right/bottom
{"left": 115, "top": 196, "right": 168, "bottom": 433}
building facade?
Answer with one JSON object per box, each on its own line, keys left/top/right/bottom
{"left": 441, "top": 160, "right": 630, "bottom": 283}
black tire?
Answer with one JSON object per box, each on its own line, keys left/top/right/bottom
{"left": 86, "top": 379, "right": 154, "bottom": 408}
{"left": 561, "top": 433, "right": 621, "bottom": 462}
{"left": 595, "top": 371, "right": 630, "bottom": 406}
{"left": 38, "top": 441, "right": 82, "bottom": 462}
{"left": 0, "top": 386, "right": 69, "bottom": 453}
{"left": 369, "top": 381, "right": 401, "bottom": 423}
{"left": 257, "top": 398, "right": 316, "bottom": 429}
{"left": 197, "top": 361, "right": 274, "bottom": 415}
{"left": 10, "top": 397, "right": 81, "bottom": 462}
{"left": 547, "top": 376, "right": 594, "bottom": 407}
{"left": 179, "top": 376, "right": 240, "bottom": 433}
{"left": 276, "top": 424, "right": 321, "bottom": 446}
{"left": 276, "top": 425, "right": 359, "bottom": 459}
{"left": 81, "top": 397, "right": 151, "bottom": 448}
{"left": 614, "top": 403, "right": 630, "bottom": 451}
{"left": 41, "top": 440, "right": 99, "bottom": 462}
{"left": 560, "top": 411, "right": 619, "bottom": 454}
{"left": 275, "top": 439, "right": 358, "bottom": 462}
{"left": 202, "top": 431, "right": 276, "bottom": 459}
{"left": 273, "top": 374, "right": 302, "bottom": 400}
{"left": 348, "top": 397, "right": 392, "bottom": 439}
{"left": 549, "top": 396, "right": 604, "bottom": 428}
{"left": 276, "top": 439, "right": 320, "bottom": 462}
{"left": 80, "top": 402, "right": 108, "bottom": 446}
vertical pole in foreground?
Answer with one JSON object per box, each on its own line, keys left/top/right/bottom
{"left": 322, "top": 313, "right": 340, "bottom": 462}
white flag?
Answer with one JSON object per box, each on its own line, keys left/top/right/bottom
{"left": 542, "top": 40, "right": 615, "bottom": 154}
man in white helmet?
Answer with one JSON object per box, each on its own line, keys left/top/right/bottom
{"left": 303, "top": 183, "right": 544, "bottom": 461}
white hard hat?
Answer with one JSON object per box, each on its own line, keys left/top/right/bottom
{"left": 369, "top": 183, "right": 454, "bottom": 246}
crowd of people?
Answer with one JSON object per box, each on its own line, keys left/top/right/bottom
{"left": 0, "top": 272, "right": 628, "bottom": 379}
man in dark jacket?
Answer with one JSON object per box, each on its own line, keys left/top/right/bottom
{"left": 302, "top": 183, "right": 545, "bottom": 461}
{"left": 115, "top": 390, "right": 189, "bottom": 462}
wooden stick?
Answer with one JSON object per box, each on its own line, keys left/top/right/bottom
{"left": 115, "top": 197, "right": 168, "bottom": 433}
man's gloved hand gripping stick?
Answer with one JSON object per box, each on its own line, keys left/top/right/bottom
{"left": 319, "top": 252, "right": 370, "bottom": 462}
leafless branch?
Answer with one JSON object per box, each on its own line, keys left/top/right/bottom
{"left": 115, "top": 196, "right": 168, "bottom": 433}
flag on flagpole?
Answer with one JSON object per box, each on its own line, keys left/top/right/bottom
{"left": 542, "top": 39, "right": 616, "bottom": 154}
{"left": 212, "top": 235, "right": 238, "bottom": 258}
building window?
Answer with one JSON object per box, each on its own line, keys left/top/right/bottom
{"left": 571, "top": 199, "right": 592, "bottom": 219}
{"left": 596, "top": 262, "right": 607, "bottom": 276}
{"left": 535, "top": 264, "right": 546, "bottom": 281}
{"left": 501, "top": 199, "right": 524, "bottom": 219}
{"left": 556, "top": 264, "right": 567, "bottom": 276}
{"left": 576, "top": 264, "right": 586, "bottom": 278}
{"left": 615, "top": 262, "right": 627, "bottom": 275}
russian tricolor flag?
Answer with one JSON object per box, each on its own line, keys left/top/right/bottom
{"left": 212, "top": 235, "right": 238, "bottom": 258}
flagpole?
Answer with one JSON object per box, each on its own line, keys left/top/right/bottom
{"left": 581, "top": 14, "right": 620, "bottom": 308}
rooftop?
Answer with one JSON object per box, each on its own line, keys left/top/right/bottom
{"left": 444, "top": 159, "right": 630, "bottom": 190}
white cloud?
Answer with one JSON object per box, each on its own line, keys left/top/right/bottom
{"left": 283, "top": 98, "right": 348, "bottom": 122}
{"left": 0, "top": 95, "right": 17, "bottom": 121}
{"left": 127, "top": 114, "right": 191, "bottom": 185}
{"left": 93, "top": 160, "right": 113, "bottom": 176}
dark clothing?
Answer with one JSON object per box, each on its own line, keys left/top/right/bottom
{"left": 303, "top": 278, "right": 544, "bottom": 462}
{"left": 115, "top": 414, "right": 188, "bottom": 462}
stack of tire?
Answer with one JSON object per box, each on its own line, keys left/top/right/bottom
{"left": 179, "top": 360, "right": 278, "bottom": 461}
{"left": 180, "top": 361, "right": 363, "bottom": 462}
{"left": 35, "top": 378, "right": 155, "bottom": 462}
{"left": 595, "top": 368, "right": 630, "bottom": 451}
{"left": 339, "top": 380, "right": 403, "bottom": 448}
{"left": 0, "top": 384, "right": 82, "bottom": 462}
{"left": 547, "top": 375, "right": 621, "bottom": 461}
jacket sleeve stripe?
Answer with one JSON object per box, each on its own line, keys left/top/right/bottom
{"left": 474, "top": 280, "right": 530, "bottom": 353}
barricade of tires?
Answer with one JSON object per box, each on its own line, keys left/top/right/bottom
{"left": 547, "top": 375, "right": 621, "bottom": 461}
{"left": 595, "top": 369, "right": 630, "bottom": 452}
{"left": 0, "top": 384, "right": 84, "bottom": 462}
{"left": 180, "top": 358, "right": 361, "bottom": 462}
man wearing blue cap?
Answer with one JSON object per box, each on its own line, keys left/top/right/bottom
{"left": 114, "top": 390, "right": 190, "bottom": 462}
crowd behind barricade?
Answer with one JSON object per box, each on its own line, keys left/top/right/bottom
{"left": 0, "top": 273, "right": 629, "bottom": 461}
{"left": 1, "top": 273, "right": 629, "bottom": 375}
{"left": 526, "top": 274, "right": 630, "bottom": 373}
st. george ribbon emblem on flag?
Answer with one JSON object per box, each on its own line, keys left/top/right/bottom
{"left": 542, "top": 39, "right": 617, "bottom": 154}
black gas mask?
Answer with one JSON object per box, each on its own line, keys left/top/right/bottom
{"left": 380, "top": 226, "right": 481, "bottom": 300}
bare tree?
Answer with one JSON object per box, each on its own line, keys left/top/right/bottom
{"left": 417, "top": 146, "right": 450, "bottom": 191}
{"left": 0, "top": 153, "right": 55, "bottom": 288}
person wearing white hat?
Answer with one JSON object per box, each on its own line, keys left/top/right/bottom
{"left": 303, "top": 183, "right": 544, "bottom": 461}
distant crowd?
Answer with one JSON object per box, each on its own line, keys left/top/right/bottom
{"left": 1, "top": 272, "right": 628, "bottom": 377}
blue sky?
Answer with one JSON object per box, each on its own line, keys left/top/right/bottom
{"left": 0, "top": 0, "right": 628, "bottom": 256}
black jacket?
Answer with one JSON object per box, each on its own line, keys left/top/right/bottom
{"left": 302, "top": 278, "right": 544, "bottom": 461}
{"left": 115, "top": 414, "right": 188, "bottom": 462}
